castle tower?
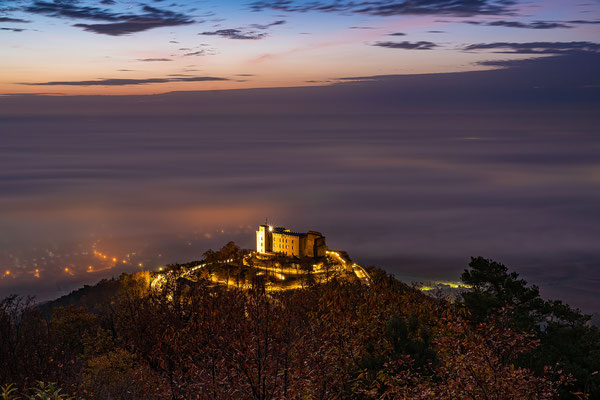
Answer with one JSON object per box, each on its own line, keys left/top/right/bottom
{"left": 256, "top": 224, "right": 273, "bottom": 253}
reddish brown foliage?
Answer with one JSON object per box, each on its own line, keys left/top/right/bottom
{"left": 0, "top": 269, "right": 571, "bottom": 399}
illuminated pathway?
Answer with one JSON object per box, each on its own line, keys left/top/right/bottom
{"left": 326, "top": 250, "right": 372, "bottom": 285}
{"left": 150, "top": 251, "right": 371, "bottom": 293}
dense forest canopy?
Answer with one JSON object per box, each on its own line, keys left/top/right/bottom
{"left": 1, "top": 245, "right": 598, "bottom": 399}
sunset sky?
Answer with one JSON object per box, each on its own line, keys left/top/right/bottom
{"left": 2, "top": 0, "right": 600, "bottom": 95}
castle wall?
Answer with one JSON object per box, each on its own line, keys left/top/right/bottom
{"left": 256, "top": 225, "right": 326, "bottom": 258}
{"left": 272, "top": 232, "right": 300, "bottom": 257}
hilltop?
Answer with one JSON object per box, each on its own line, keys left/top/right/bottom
{"left": 38, "top": 241, "right": 370, "bottom": 316}
{"left": 152, "top": 244, "right": 370, "bottom": 293}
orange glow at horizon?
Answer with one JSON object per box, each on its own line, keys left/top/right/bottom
{"left": 0, "top": 37, "right": 507, "bottom": 96}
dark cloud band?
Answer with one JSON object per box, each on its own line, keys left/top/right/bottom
{"left": 1, "top": 27, "right": 26, "bottom": 32}
{"left": 0, "top": 16, "right": 30, "bottom": 23}
{"left": 250, "top": 0, "right": 516, "bottom": 17}
{"left": 24, "top": 2, "right": 194, "bottom": 35}
{"left": 200, "top": 29, "right": 267, "bottom": 40}
{"left": 466, "top": 20, "right": 572, "bottom": 29}
{"left": 19, "top": 76, "right": 229, "bottom": 86}
{"left": 137, "top": 58, "right": 172, "bottom": 62}
{"left": 463, "top": 41, "right": 600, "bottom": 54}
{"left": 373, "top": 41, "right": 438, "bottom": 50}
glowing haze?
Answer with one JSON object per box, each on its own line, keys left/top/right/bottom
{"left": 1, "top": 0, "right": 600, "bottom": 95}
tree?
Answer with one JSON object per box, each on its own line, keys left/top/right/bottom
{"left": 220, "top": 241, "right": 245, "bottom": 265}
{"left": 461, "top": 256, "right": 600, "bottom": 399}
{"left": 461, "top": 257, "right": 546, "bottom": 331}
{"left": 0, "top": 296, "right": 52, "bottom": 388}
{"left": 83, "top": 348, "right": 159, "bottom": 400}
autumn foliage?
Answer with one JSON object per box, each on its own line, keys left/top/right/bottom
{"left": 0, "top": 254, "right": 596, "bottom": 399}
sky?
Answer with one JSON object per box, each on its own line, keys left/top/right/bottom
{"left": 1, "top": 0, "right": 600, "bottom": 95}
{"left": 0, "top": 0, "right": 599, "bottom": 313}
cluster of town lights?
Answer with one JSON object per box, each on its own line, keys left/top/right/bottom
{"left": 1, "top": 268, "right": 42, "bottom": 279}
{"left": 93, "top": 250, "right": 141, "bottom": 267}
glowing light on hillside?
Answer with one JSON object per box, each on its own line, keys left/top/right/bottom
{"left": 92, "top": 248, "right": 142, "bottom": 271}
{"left": 148, "top": 250, "right": 371, "bottom": 298}
{"left": 418, "top": 281, "right": 471, "bottom": 291}
{"left": 326, "top": 250, "right": 371, "bottom": 285}
{"left": 275, "top": 272, "right": 285, "bottom": 280}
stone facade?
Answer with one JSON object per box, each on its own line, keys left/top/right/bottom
{"left": 256, "top": 225, "right": 327, "bottom": 258}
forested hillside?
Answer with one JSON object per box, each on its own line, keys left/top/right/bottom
{"left": 1, "top": 250, "right": 598, "bottom": 399}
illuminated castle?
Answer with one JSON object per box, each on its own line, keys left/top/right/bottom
{"left": 256, "top": 225, "right": 327, "bottom": 258}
